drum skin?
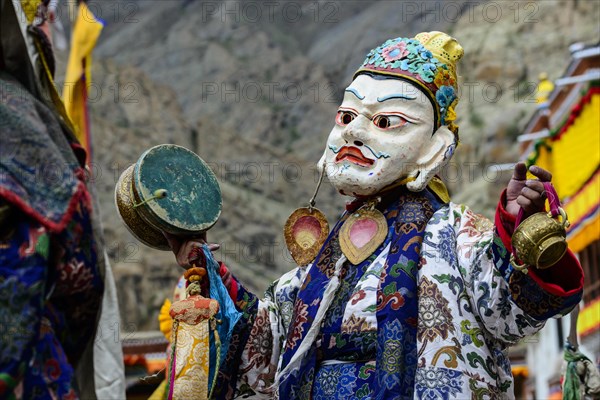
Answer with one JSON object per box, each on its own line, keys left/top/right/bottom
{"left": 115, "top": 144, "right": 222, "bottom": 250}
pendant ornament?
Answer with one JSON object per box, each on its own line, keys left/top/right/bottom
{"left": 339, "top": 199, "right": 387, "bottom": 265}
{"left": 284, "top": 161, "right": 330, "bottom": 266}
{"left": 284, "top": 207, "right": 329, "bottom": 266}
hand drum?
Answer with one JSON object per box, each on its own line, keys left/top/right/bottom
{"left": 115, "top": 144, "right": 222, "bottom": 250}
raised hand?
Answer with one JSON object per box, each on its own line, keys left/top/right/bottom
{"left": 163, "top": 232, "right": 220, "bottom": 269}
{"left": 163, "top": 232, "right": 235, "bottom": 296}
{"left": 506, "top": 162, "right": 552, "bottom": 219}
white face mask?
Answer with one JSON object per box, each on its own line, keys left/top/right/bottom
{"left": 319, "top": 74, "right": 455, "bottom": 197}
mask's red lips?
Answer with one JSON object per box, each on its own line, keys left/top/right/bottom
{"left": 335, "top": 146, "right": 374, "bottom": 167}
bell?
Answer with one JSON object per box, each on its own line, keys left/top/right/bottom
{"left": 114, "top": 144, "right": 222, "bottom": 250}
{"left": 510, "top": 182, "right": 570, "bottom": 272}
{"left": 511, "top": 207, "right": 570, "bottom": 271}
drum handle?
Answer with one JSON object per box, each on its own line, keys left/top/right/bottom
{"left": 515, "top": 182, "right": 561, "bottom": 227}
{"left": 133, "top": 189, "right": 168, "bottom": 208}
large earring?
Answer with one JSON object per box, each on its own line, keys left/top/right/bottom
{"left": 339, "top": 197, "right": 387, "bottom": 265}
{"left": 283, "top": 162, "right": 330, "bottom": 266}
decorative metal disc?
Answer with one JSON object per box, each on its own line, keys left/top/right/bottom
{"left": 284, "top": 207, "right": 329, "bottom": 266}
{"left": 339, "top": 208, "right": 387, "bottom": 265}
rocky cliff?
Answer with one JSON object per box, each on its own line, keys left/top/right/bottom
{"left": 54, "top": 0, "right": 599, "bottom": 330}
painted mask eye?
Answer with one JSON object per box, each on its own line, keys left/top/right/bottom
{"left": 373, "top": 114, "right": 407, "bottom": 129}
{"left": 336, "top": 110, "right": 356, "bottom": 126}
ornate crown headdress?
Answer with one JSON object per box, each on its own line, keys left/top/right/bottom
{"left": 354, "top": 31, "right": 464, "bottom": 137}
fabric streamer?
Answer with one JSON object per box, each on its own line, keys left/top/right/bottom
{"left": 163, "top": 245, "right": 242, "bottom": 400}
{"left": 563, "top": 344, "right": 600, "bottom": 400}
{"left": 204, "top": 245, "right": 243, "bottom": 385}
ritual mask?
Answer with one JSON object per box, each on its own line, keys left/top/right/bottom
{"left": 320, "top": 31, "right": 464, "bottom": 197}
{"left": 319, "top": 74, "right": 456, "bottom": 197}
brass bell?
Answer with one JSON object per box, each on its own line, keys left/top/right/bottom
{"left": 510, "top": 182, "right": 570, "bottom": 272}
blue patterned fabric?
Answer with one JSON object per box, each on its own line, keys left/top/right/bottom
{"left": 279, "top": 188, "right": 443, "bottom": 398}
{"left": 313, "top": 363, "right": 372, "bottom": 399}
{"left": 205, "top": 245, "right": 242, "bottom": 392}
{"left": 0, "top": 220, "right": 49, "bottom": 399}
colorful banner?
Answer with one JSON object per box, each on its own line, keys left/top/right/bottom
{"left": 578, "top": 298, "right": 600, "bottom": 337}
{"left": 527, "top": 86, "right": 600, "bottom": 252}
{"left": 564, "top": 170, "right": 599, "bottom": 253}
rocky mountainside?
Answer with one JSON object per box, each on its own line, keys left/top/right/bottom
{"left": 55, "top": 0, "right": 599, "bottom": 330}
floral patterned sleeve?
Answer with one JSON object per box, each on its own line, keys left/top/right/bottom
{"left": 452, "top": 193, "right": 583, "bottom": 344}
{"left": 214, "top": 266, "right": 307, "bottom": 399}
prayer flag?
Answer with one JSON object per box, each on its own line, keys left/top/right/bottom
{"left": 63, "top": 1, "right": 103, "bottom": 163}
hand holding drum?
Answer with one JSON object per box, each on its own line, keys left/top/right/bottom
{"left": 115, "top": 145, "right": 239, "bottom": 398}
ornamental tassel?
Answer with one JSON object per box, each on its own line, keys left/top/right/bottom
{"left": 166, "top": 260, "right": 220, "bottom": 399}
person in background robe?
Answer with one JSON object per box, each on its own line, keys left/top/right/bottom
{"left": 0, "top": 0, "right": 125, "bottom": 398}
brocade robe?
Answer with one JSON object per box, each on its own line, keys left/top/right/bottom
{"left": 214, "top": 191, "right": 583, "bottom": 399}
